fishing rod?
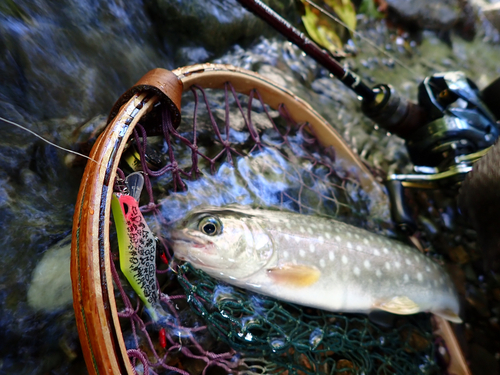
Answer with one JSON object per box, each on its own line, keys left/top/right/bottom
{"left": 237, "top": 0, "right": 500, "bottom": 233}
{"left": 236, "top": 0, "right": 428, "bottom": 138}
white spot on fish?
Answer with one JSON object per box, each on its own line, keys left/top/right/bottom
{"left": 335, "top": 235, "right": 341, "bottom": 242}
{"left": 417, "top": 272, "right": 423, "bottom": 282}
{"left": 373, "top": 249, "right": 381, "bottom": 256}
{"left": 383, "top": 247, "right": 389, "bottom": 254}
{"left": 354, "top": 234, "right": 360, "bottom": 239}
{"left": 353, "top": 267, "right": 360, "bottom": 276}
{"left": 395, "top": 261, "right": 401, "bottom": 268}
{"left": 347, "top": 242, "right": 353, "bottom": 249}
{"left": 294, "top": 236, "right": 301, "bottom": 243}
{"left": 318, "top": 236, "right": 324, "bottom": 244}
{"left": 414, "top": 255, "right": 420, "bottom": 263}
{"left": 319, "top": 259, "right": 326, "bottom": 268}
{"left": 285, "top": 222, "right": 291, "bottom": 229}
{"left": 299, "top": 249, "right": 306, "bottom": 257}
{"left": 376, "top": 269, "right": 382, "bottom": 277}
{"left": 309, "top": 244, "right": 315, "bottom": 253}
{"left": 356, "top": 245, "right": 362, "bottom": 251}
{"left": 385, "top": 262, "right": 391, "bottom": 270}
{"left": 404, "top": 274, "right": 409, "bottom": 282}
{"left": 342, "top": 255, "right": 348, "bottom": 264}
{"left": 300, "top": 227, "right": 305, "bottom": 233}
{"left": 364, "top": 259, "right": 371, "bottom": 269}
{"left": 283, "top": 251, "right": 289, "bottom": 259}
{"left": 405, "top": 258, "right": 412, "bottom": 266}
{"left": 347, "top": 232, "right": 352, "bottom": 238}
{"left": 325, "top": 233, "right": 331, "bottom": 239}
{"left": 425, "top": 266, "right": 431, "bottom": 273}
{"left": 284, "top": 234, "right": 290, "bottom": 241}
{"left": 363, "top": 238, "right": 369, "bottom": 245}
{"left": 310, "top": 224, "right": 317, "bottom": 229}
{"left": 307, "top": 227, "right": 313, "bottom": 234}
{"left": 329, "top": 251, "right": 335, "bottom": 261}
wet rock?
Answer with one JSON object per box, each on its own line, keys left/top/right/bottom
{"left": 27, "top": 235, "right": 73, "bottom": 312}
{"left": 0, "top": 0, "right": 168, "bottom": 120}
{"left": 466, "top": 284, "right": 490, "bottom": 317}
{"left": 482, "top": 2, "right": 500, "bottom": 34}
{"left": 64, "top": 115, "right": 107, "bottom": 168}
{"left": 145, "top": 0, "right": 295, "bottom": 62}
{"left": 447, "top": 264, "right": 467, "bottom": 295}
{"left": 384, "top": 0, "right": 474, "bottom": 37}
{"left": 469, "top": 343, "right": 499, "bottom": 375}
{"left": 448, "top": 245, "right": 470, "bottom": 264}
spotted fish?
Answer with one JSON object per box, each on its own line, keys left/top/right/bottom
{"left": 170, "top": 205, "right": 461, "bottom": 323}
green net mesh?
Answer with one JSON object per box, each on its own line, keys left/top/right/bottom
{"left": 177, "top": 263, "right": 437, "bottom": 375}
{"left": 110, "top": 81, "right": 442, "bottom": 374}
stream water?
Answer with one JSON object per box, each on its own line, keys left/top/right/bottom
{"left": 2, "top": 0, "right": 500, "bottom": 374}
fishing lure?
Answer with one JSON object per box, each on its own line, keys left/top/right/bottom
{"left": 110, "top": 181, "right": 187, "bottom": 334}
{"left": 111, "top": 192, "right": 161, "bottom": 319}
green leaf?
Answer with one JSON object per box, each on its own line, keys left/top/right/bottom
{"left": 324, "top": 0, "right": 357, "bottom": 33}
{"left": 301, "top": 2, "right": 345, "bottom": 55}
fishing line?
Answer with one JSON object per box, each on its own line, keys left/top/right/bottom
{"left": 0, "top": 116, "right": 98, "bottom": 163}
{"left": 302, "top": 0, "right": 420, "bottom": 77}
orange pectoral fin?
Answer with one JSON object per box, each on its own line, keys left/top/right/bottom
{"left": 267, "top": 264, "right": 321, "bottom": 287}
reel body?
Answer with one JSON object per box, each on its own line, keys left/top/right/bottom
{"left": 365, "top": 71, "right": 499, "bottom": 232}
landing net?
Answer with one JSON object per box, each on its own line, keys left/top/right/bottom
{"left": 110, "top": 82, "right": 440, "bottom": 374}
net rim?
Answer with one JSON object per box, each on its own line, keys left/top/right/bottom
{"left": 71, "top": 63, "right": 388, "bottom": 375}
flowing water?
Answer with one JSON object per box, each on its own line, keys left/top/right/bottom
{"left": 2, "top": 0, "right": 500, "bottom": 374}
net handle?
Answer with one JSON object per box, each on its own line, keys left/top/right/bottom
{"left": 71, "top": 64, "right": 387, "bottom": 375}
{"left": 432, "top": 316, "right": 471, "bottom": 375}
{"left": 107, "top": 68, "right": 183, "bottom": 128}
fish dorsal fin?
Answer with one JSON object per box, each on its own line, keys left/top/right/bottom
{"left": 374, "top": 296, "right": 420, "bottom": 315}
{"left": 433, "top": 309, "right": 463, "bottom": 324}
{"left": 267, "top": 264, "right": 321, "bottom": 287}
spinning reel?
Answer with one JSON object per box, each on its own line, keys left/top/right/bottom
{"left": 367, "top": 71, "right": 500, "bottom": 232}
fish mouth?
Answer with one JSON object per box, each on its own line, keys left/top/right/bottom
{"left": 170, "top": 229, "right": 211, "bottom": 249}
{"left": 170, "top": 229, "right": 216, "bottom": 266}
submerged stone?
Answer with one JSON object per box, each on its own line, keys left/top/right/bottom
{"left": 28, "top": 235, "right": 72, "bottom": 312}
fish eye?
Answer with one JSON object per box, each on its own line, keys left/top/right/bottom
{"left": 198, "top": 216, "right": 222, "bottom": 236}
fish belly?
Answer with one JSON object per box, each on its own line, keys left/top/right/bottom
{"left": 249, "top": 212, "right": 460, "bottom": 317}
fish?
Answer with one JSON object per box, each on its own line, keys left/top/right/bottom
{"left": 170, "top": 205, "right": 462, "bottom": 323}
{"left": 111, "top": 193, "right": 173, "bottom": 325}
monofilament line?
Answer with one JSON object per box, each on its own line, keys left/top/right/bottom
{"left": 303, "top": 0, "right": 419, "bottom": 77}
{"left": 1, "top": 116, "right": 98, "bottom": 163}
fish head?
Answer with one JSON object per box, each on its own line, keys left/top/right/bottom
{"left": 170, "top": 207, "right": 274, "bottom": 280}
